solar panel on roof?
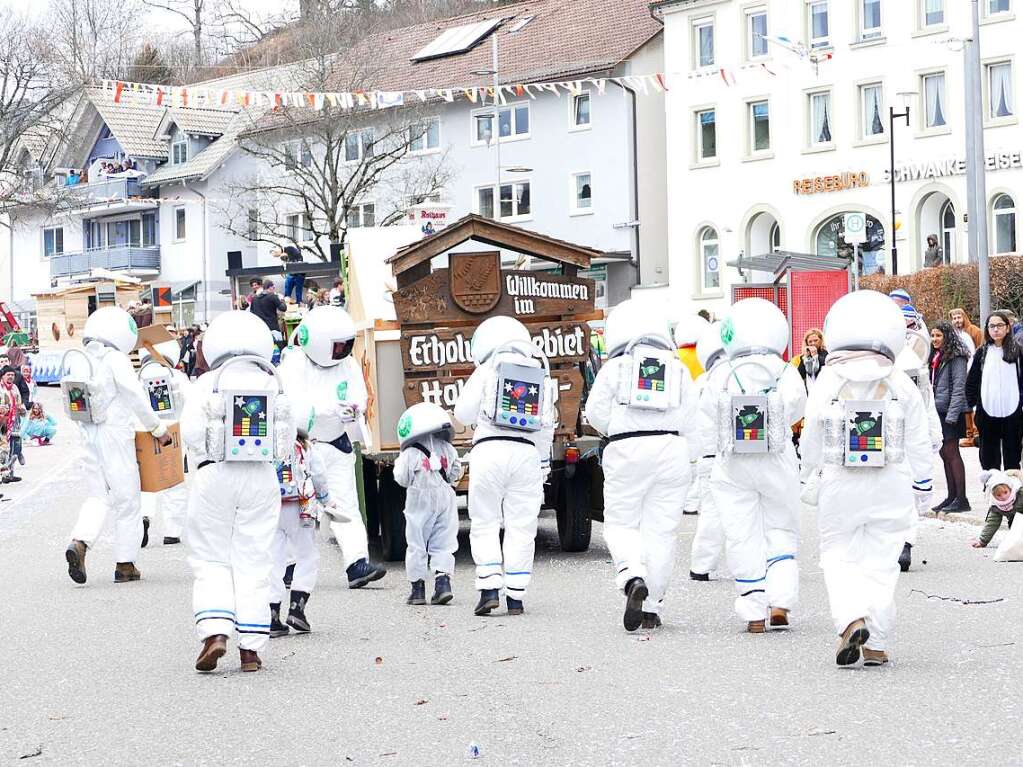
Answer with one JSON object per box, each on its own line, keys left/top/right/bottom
{"left": 411, "top": 18, "right": 502, "bottom": 62}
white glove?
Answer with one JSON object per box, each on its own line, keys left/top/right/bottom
{"left": 337, "top": 403, "right": 359, "bottom": 423}
{"left": 151, "top": 421, "right": 168, "bottom": 439}
{"left": 800, "top": 472, "right": 820, "bottom": 507}
{"left": 322, "top": 499, "right": 352, "bottom": 523}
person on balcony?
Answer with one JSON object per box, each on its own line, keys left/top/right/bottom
{"left": 273, "top": 245, "right": 305, "bottom": 304}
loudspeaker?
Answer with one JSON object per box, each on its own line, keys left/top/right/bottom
{"left": 329, "top": 243, "right": 342, "bottom": 262}
{"left": 227, "top": 250, "right": 242, "bottom": 270}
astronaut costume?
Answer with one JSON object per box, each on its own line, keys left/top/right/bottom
{"left": 277, "top": 306, "right": 386, "bottom": 588}
{"left": 138, "top": 339, "right": 192, "bottom": 545}
{"left": 182, "top": 310, "right": 297, "bottom": 673}
{"left": 393, "top": 402, "right": 463, "bottom": 606}
{"left": 674, "top": 314, "right": 709, "bottom": 515}
{"left": 689, "top": 322, "right": 728, "bottom": 581}
{"left": 800, "top": 291, "right": 933, "bottom": 666}
{"left": 701, "top": 298, "right": 806, "bottom": 633}
{"left": 64, "top": 307, "right": 170, "bottom": 585}
{"left": 454, "top": 316, "right": 556, "bottom": 617}
{"left": 585, "top": 300, "right": 698, "bottom": 631}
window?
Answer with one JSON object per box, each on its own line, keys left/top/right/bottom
{"left": 286, "top": 213, "right": 313, "bottom": 241}
{"left": 477, "top": 181, "right": 531, "bottom": 220}
{"left": 693, "top": 18, "right": 714, "bottom": 68}
{"left": 174, "top": 207, "right": 186, "bottom": 241}
{"left": 346, "top": 203, "right": 376, "bottom": 229}
{"left": 922, "top": 72, "right": 947, "bottom": 129}
{"left": 748, "top": 100, "right": 771, "bottom": 153}
{"left": 696, "top": 108, "right": 716, "bottom": 160}
{"left": 921, "top": 0, "right": 944, "bottom": 26}
{"left": 700, "top": 227, "right": 720, "bottom": 291}
{"left": 284, "top": 140, "right": 313, "bottom": 170}
{"left": 861, "top": 83, "right": 885, "bottom": 138}
{"left": 993, "top": 194, "right": 1016, "bottom": 253}
{"left": 809, "top": 91, "right": 833, "bottom": 146}
{"left": 86, "top": 220, "right": 106, "bottom": 250}
{"left": 409, "top": 118, "right": 441, "bottom": 153}
{"left": 987, "top": 0, "right": 1011, "bottom": 16}
{"left": 571, "top": 172, "right": 592, "bottom": 213}
{"left": 171, "top": 134, "right": 187, "bottom": 165}
{"left": 411, "top": 18, "right": 501, "bottom": 62}
{"left": 808, "top": 1, "right": 830, "bottom": 48}
{"left": 571, "top": 93, "right": 591, "bottom": 129}
{"left": 770, "top": 222, "right": 782, "bottom": 252}
{"left": 816, "top": 213, "right": 886, "bottom": 275}
{"left": 860, "top": 0, "right": 882, "bottom": 40}
{"left": 941, "top": 200, "right": 956, "bottom": 264}
{"left": 43, "top": 227, "right": 64, "bottom": 257}
{"left": 986, "top": 62, "right": 1015, "bottom": 120}
{"left": 142, "top": 212, "right": 157, "bottom": 247}
{"left": 473, "top": 103, "right": 530, "bottom": 144}
{"left": 747, "top": 9, "right": 768, "bottom": 59}
{"left": 345, "top": 129, "right": 374, "bottom": 162}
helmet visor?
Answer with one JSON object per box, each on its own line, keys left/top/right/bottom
{"left": 332, "top": 339, "right": 354, "bottom": 360}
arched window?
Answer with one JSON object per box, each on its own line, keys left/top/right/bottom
{"left": 815, "top": 212, "right": 885, "bottom": 275}
{"left": 993, "top": 193, "right": 1016, "bottom": 254}
{"left": 941, "top": 200, "right": 956, "bottom": 264}
{"left": 700, "top": 227, "right": 720, "bottom": 291}
{"left": 770, "top": 221, "right": 781, "bottom": 252}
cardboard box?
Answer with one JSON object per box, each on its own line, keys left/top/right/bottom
{"left": 135, "top": 423, "right": 185, "bottom": 493}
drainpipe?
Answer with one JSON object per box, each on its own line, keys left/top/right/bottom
{"left": 7, "top": 215, "right": 14, "bottom": 304}
{"left": 193, "top": 186, "right": 209, "bottom": 321}
{"left": 610, "top": 79, "right": 642, "bottom": 283}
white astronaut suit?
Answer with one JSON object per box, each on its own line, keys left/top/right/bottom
{"left": 65, "top": 307, "right": 170, "bottom": 584}
{"left": 701, "top": 299, "right": 806, "bottom": 631}
{"left": 454, "top": 316, "right": 556, "bottom": 616}
{"left": 584, "top": 300, "right": 698, "bottom": 631}
{"left": 673, "top": 314, "right": 709, "bottom": 515}
{"left": 182, "top": 311, "right": 297, "bottom": 671}
{"left": 800, "top": 291, "right": 933, "bottom": 665}
{"left": 276, "top": 306, "right": 385, "bottom": 587}
{"left": 138, "top": 340, "right": 193, "bottom": 544}
{"left": 689, "top": 321, "right": 728, "bottom": 579}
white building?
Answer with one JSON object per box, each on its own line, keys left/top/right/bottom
{"left": 654, "top": 0, "right": 1022, "bottom": 310}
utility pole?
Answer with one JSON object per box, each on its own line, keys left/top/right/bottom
{"left": 965, "top": 0, "right": 991, "bottom": 320}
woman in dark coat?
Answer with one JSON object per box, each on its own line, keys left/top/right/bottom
{"left": 929, "top": 320, "right": 971, "bottom": 511}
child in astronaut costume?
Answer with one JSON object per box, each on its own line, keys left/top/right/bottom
{"left": 64, "top": 307, "right": 172, "bottom": 586}
{"left": 454, "top": 316, "right": 556, "bottom": 617}
{"left": 800, "top": 290, "right": 934, "bottom": 667}
{"left": 394, "top": 402, "right": 463, "bottom": 606}
{"left": 138, "top": 339, "right": 192, "bottom": 546}
{"left": 277, "top": 306, "right": 387, "bottom": 589}
{"left": 585, "top": 300, "right": 698, "bottom": 631}
{"left": 674, "top": 314, "right": 709, "bottom": 515}
{"left": 701, "top": 298, "right": 807, "bottom": 633}
{"left": 182, "top": 310, "right": 297, "bottom": 673}
{"left": 689, "top": 321, "right": 728, "bottom": 581}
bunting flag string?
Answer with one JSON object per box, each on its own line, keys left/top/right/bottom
{"left": 97, "top": 73, "right": 675, "bottom": 113}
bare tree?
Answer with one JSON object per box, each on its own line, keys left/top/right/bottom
{"left": 49, "top": 0, "right": 146, "bottom": 80}
{"left": 213, "top": 0, "right": 298, "bottom": 51}
{"left": 143, "top": 0, "right": 210, "bottom": 66}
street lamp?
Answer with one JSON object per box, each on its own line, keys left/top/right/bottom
{"left": 888, "top": 90, "right": 916, "bottom": 275}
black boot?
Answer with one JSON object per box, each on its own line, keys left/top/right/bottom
{"left": 141, "top": 516, "right": 150, "bottom": 548}
{"left": 942, "top": 498, "right": 972, "bottom": 513}
{"left": 623, "top": 577, "right": 649, "bottom": 632}
{"left": 283, "top": 562, "right": 296, "bottom": 589}
{"left": 270, "top": 603, "right": 290, "bottom": 638}
{"left": 346, "top": 558, "right": 387, "bottom": 589}
{"left": 932, "top": 497, "right": 953, "bottom": 512}
{"left": 287, "top": 591, "right": 311, "bottom": 632}
{"left": 898, "top": 543, "right": 912, "bottom": 573}
{"left": 163, "top": 536, "right": 181, "bottom": 545}
{"left": 431, "top": 573, "right": 453, "bottom": 605}
{"left": 474, "top": 589, "right": 500, "bottom": 616}
{"left": 506, "top": 596, "right": 524, "bottom": 615}
{"left": 641, "top": 612, "right": 662, "bottom": 629}
{"left": 407, "top": 580, "right": 426, "bottom": 605}
{"left": 689, "top": 571, "right": 710, "bottom": 581}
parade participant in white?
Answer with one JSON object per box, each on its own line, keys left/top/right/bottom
{"left": 800, "top": 290, "right": 933, "bottom": 667}
{"left": 454, "top": 315, "right": 556, "bottom": 617}
{"left": 674, "top": 314, "right": 709, "bottom": 515}
{"left": 182, "top": 310, "right": 297, "bottom": 673}
{"left": 64, "top": 307, "right": 171, "bottom": 585}
{"left": 585, "top": 300, "right": 698, "bottom": 631}
{"left": 689, "top": 321, "right": 728, "bottom": 581}
{"left": 138, "top": 339, "right": 192, "bottom": 545}
{"left": 393, "top": 402, "right": 463, "bottom": 606}
{"left": 277, "top": 306, "right": 386, "bottom": 588}
{"left": 701, "top": 298, "right": 806, "bottom": 633}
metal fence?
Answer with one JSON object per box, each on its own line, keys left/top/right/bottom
{"left": 50, "top": 246, "right": 161, "bottom": 278}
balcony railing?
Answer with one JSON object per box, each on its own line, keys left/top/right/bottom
{"left": 65, "top": 177, "right": 156, "bottom": 206}
{"left": 49, "top": 246, "right": 161, "bottom": 278}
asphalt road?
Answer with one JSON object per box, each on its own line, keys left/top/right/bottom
{"left": 2, "top": 389, "right": 1021, "bottom": 766}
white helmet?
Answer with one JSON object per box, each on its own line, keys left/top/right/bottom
{"left": 696, "top": 321, "right": 726, "bottom": 370}
{"left": 295, "top": 305, "right": 355, "bottom": 368}
{"left": 83, "top": 306, "right": 138, "bottom": 354}
{"left": 470, "top": 315, "right": 532, "bottom": 365}
{"left": 673, "top": 314, "right": 710, "bottom": 348}
{"left": 202, "top": 310, "right": 274, "bottom": 369}
{"left": 605, "top": 299, "right": 672, "bottom": 358}
{"left": 720, "top": 298, "right": 789, "bottom": 359}
{"left": 396, "top": 402, "right": 454, "bottom": 449}
{"left": 139, "top": 339, "right": 181, "bottom": 368}
{"left": 823, "top": 290, "right": 906, "bottom": 362}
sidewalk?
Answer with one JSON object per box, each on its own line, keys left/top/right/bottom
{"left": 926, "top": 441, "right": 988, "bottom": 529}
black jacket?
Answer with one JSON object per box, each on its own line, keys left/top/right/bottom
{"left": 249, "top": 292, "right": 286, "bottom": 334}
{"left": 930, "top": 354, "right": 968, "bottom": 423}
{"left": 797, "top": 348, "right": 828, "bottom": 385}
{"left": 965, "top": 343, "right": 1023, "bottom": 413}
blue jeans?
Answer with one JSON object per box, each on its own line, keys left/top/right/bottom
{"left": 283, "top": 272, "right": 305, "bottom": 302}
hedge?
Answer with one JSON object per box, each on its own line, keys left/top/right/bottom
{"left": 861, "top": 256, "right": 1023, "bottom": 327}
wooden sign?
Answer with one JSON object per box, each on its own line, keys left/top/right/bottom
{"left": 450, "top": 252, "right": 501, "bottom": 314}
{"left": 394, "top": 268, "right": 595, "bottom": 325}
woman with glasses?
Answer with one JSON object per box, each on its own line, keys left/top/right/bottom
{"left": 965, "top": 311, "right": 1023, "bottom": 471}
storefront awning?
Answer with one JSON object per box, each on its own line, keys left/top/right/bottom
{"left": 728, "top": 250, "right": 851, "bottom": 279}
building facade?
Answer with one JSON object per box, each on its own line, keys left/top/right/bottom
{"left": 655, "top": 0, "right": 1022, "bottom": 310}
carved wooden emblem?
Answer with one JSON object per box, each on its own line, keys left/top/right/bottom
{"left": 450, "top": 252, "right": 501, "bottom": 315}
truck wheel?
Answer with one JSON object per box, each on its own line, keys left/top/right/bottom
{"left": 556, "top": 460, "right": 592, "bottom": 553}
{"left": 378, "top": 467, "right": 407, "bottom": 562}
